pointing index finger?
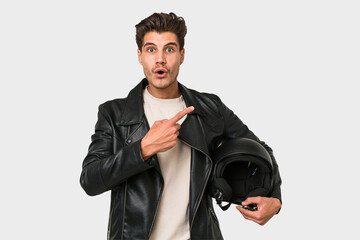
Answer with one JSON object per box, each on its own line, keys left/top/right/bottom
{"left": 169, "top": 106, "right": 195, "bottom": 124}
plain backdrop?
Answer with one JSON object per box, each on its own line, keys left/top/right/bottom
{"left": 1, "top": 0, "right": 359, "bottom": 239}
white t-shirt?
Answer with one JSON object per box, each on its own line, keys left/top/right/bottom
{"left": 143, "top": 87, "right": 191, "bottom": 240}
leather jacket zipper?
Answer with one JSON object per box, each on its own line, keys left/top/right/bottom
{"left": 120, "top": 182, "right": 127, "bottom": 240}
{"left": 209, "top": 207, "right": 219, "bottom": 224}
{"left": 118, "top": 126, "right": 131, "bottom": 240}
{"left": 107, "top": 204, "right": 114, "bottom": 240}
{"left": 121, "top": 126, "right": 131, "bottom": 240}
{"left": 178, "top": 137, "right": 213, "bottom": 233}
{"left": 147, "top": 176, "right": 164, "bottom": 240}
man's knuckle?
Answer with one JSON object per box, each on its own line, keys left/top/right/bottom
{"left": 155, "top": 120, "right": 163, "bottom": 125}
{"left": 170, "top": 127, "right": 177, "bottom": 134}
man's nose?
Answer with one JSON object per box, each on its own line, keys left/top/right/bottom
{"left": 155, "top": 51, "right": 166, "bottom": 64}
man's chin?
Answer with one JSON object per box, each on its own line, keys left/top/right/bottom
{"left": 149, "top": 78, "right": 175, "bottom": 89}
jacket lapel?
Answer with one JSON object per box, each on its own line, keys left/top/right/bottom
{"left": 119, "top": 80, "right": 146, "bottom": 125}
{"left": 178, "top": 83, "right": 213, "bottom": 225}
{"left": 178, "top": 82, "right": 210, "bottom": 156}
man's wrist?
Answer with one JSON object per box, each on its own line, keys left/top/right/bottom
{"left": 140, "top": 138, "right": 152, "bottom": 161}
{"left": 271, "top": 197, "right": 282, "bottom": 214}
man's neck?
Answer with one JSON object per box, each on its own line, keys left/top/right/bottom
{"left": 147, "top": 82, "right": 181, "bottom": 99}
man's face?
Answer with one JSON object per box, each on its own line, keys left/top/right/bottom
{"left": 138, "top": 31, "right": 185, "bottom": 96}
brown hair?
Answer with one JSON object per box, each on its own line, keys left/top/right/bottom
{"left": 135, "top": 12, "right": 187, "bottom": 51}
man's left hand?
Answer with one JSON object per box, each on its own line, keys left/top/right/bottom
{"left": 236, "top": 197, "right": 281, "bottom": 225}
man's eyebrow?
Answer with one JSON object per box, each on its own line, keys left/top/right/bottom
{"left": 143, "top": 42, "right": 156, "bottom": 47}
{"left": 143, "top": 42, "right": 179, "bottom": 48}
{"left": 164, "top": 42, "right": 179, "bottom": 48}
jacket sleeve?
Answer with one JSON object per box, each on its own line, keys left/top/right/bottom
{"left": 218, "top": 98, "right": 282, "bottom": 202}
{"left": 80, "top": 104, "right": 152, "bottom": 196}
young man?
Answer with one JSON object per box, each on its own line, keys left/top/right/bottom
{"left": 80, "top": 12, "right": 282, "bottom": 240}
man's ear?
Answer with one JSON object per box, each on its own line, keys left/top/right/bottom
{"left": 180, "top": 48, "right": 185, "bottom": 64}
{"left": 137, "top": 49, "right": 142, "bottom": 65}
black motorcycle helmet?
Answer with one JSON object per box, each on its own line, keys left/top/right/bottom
{"left": 207, "top": 138, "right": 274, "bottom": 210}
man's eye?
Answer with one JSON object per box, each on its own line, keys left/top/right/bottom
{"left": 147, "top": 48, "right": 155, "bottom": 53}
{"left": 165, "top": 48, "right": 174, "bottom": 53}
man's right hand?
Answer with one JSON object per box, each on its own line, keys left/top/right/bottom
{"left": 140, "top": 106, "right": 195, "bottom": 160}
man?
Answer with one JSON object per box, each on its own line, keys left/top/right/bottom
{"left": 80, "top": 12, "right": 282, "bottom": 240}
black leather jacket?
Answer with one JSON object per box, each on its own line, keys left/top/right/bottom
{"left": 80, "top": 79, "right": 282, "bottom": 240}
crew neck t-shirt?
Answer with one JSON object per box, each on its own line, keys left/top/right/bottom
{"left": 143, "top": 87, "right": 191, "bottom": 240}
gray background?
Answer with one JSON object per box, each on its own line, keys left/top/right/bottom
{"left": 1, "top": 0, "right": 359, "bottom": 239}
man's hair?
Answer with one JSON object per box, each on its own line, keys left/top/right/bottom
{"left": 135, "top": 12, "right": 187, "bottom": 51}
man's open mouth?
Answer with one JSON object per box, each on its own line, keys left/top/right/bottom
{"left": 155, "top": 69, "right": 167, "bottom": 78}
